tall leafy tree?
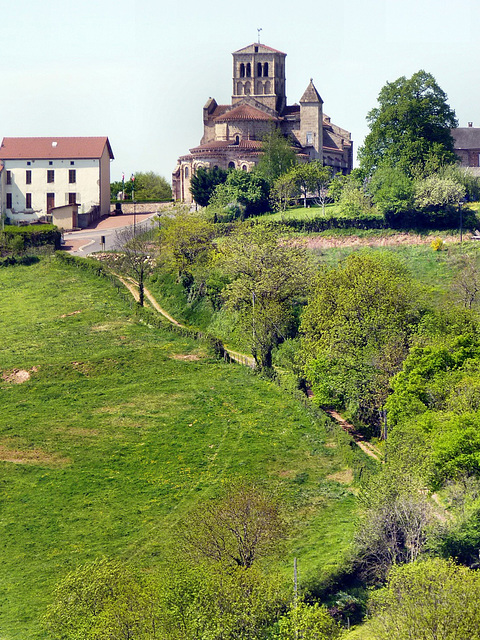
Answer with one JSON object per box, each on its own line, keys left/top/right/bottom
{"left": 301, "top": 254, "right": 421, "bottom": 427}
{"left": 358, "top": 70, "right": 458, "bottom": 177}
{"left": 190, "top": 166, "right": 228, "bottom": 207}
{"left": 220, "top": 224, "right": 313, "bottom": 371}
{"left": 255, "top": 128, "right": 298, "bottom": 185}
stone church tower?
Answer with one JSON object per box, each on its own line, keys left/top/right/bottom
{"left": 232, "top": 43, "right": 286, "bottom": 113}
{"left": 172, "top": 42, "right": 353, "bottom": 203}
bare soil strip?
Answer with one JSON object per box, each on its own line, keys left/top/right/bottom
{"left": 325, "top": 409, "right": 382, "bottom": 462}
{"left": 305, "top": 233, "right": 458, "bottom": 250}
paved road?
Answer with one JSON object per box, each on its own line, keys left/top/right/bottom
{"left": 62, "top": 213, "right": 157, "bottom": 255}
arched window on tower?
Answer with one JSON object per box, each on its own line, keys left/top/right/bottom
{"left": 246, "top": 63, "right": 251, "bottom": 77}
{"left": 240, "top": 63, "right": 245, "bottom": 78}
{"left": 237, "top": 82, "right": 243, "bottom": 95}
{"left": 257, "top": 62, "right": 262, "bottom": 77}
{"left": 264, "top": 81, "right": 271, "bottom": 94}
{"left": 184, "top": 167, "right": 189, "bottom": 178}
{"left": 228, "top": 161, "right": 235, "bottom": 169}
{"left": 244, "top": 81, "right": 251, "bottom": 95}
{"left": 235, "top": 135, "right": 240, "bottom": 145}
{"left": 242, "top": 164, "right": 248, "bottom": 171}
{"left": 263, "top": 62, "right": 268, "bottom": 76}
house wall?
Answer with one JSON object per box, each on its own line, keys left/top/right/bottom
{"left": 2, "top": 158, "right": 102, "bottom": 222}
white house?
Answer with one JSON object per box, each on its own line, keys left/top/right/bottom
{"left": 0, "top": 137, "right": 114, "bottom": 227}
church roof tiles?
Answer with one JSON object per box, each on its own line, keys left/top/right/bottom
{"left": 214, "top": 104, "right": 278, "bottom": 122}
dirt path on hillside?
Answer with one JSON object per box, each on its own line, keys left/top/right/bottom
{"left": 111, "top": 272, "right": 255, "bottom": 367}
{"left": 325, "top": 409, "right": 382, "bottom": 462}
{"left": 305, "top": 233, "right": 458, "bottom": 250}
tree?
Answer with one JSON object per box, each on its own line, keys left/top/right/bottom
{"left": 157, "top": 208, "right": 216, "bottom": 281}
{"left": 43, "top": 558, "right": 160, "bottom": 640}
{"left": 367, "top": 558, "right": 480, "bottom": 640}
{"left": 220, "top": 224, "right": 313, "bottom": 370}
{"left": 180, "top": 483, "right": 287, "bottom": 569}
{"left": 355, "top": 489, "right": 434, "bottom": 582}
{"left": 358, "top": 70, "right": 458, "bottom": 177}
{"left": 274, "top": 601, "right": 343, "bottom": 640}
{"left": 255, "top": 128, "right": 298, "bottom": 185}
{"left": 414, "top": 173, "right": 465, "bottom": 209}
{"left": 114, "top": 222, "right": 156, "bottom": 306}
{"left": 134, "top": 171, "right": 172, "bottom": 200}
{"left": 111, "top": 172, "right": 172, "bottom": 201}
{"left": 451, "top": 254, "right": 480, "bottom": 309}
{"left": 300, "top": 254, "right": 420, "bottom": 427}
{"left": 156, "top": 560, "right": 286, "bottom": 640}
{"left": 189, "top": 166, "right": 228, "bottom": 207}
{"left": 368, "top": 166, "right": 414, "bottom": 217}
{"left": 209, "top": 170, "right": 270, "bottom": 219}
{"left": 271, "top": 171, "right": 298, "bottom": 212}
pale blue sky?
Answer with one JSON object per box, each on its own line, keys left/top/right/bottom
{"left": 1, "top": 0, "right": 478, "bottom": 183}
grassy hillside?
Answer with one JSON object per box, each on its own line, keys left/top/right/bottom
{"left": 0, "top": 257, "right": 361, "bottom": 639}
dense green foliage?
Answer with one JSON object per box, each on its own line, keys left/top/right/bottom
{"left": 189, "top": 166, "right": 228, "bottom": 207}
{"left": 358, "top": 70, "right": 458, "bottom": 177}
{"left": 209, "top": 170, "right": 270, "bottom": 219}
{"left": 1, "top": 224, "right": 61, "bottom": 252}
{"left": 301, "top": 254, "right": 421, "bottom": 427}
{"left": 255, "top": 128, "right": 298, "bottom": 186}
{"left": 111, "top": 171, "right": 172, "bottom": 201}
{"left": 367, "top": 558, "right": 480, "bottom": 639}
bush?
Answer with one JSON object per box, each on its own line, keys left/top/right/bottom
{"left": 2, "top": 224, "right": 62, "bottom": 250}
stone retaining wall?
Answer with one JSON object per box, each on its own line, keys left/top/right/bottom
{"left": 110, "top": 202, "right": 172, "bottom": 215}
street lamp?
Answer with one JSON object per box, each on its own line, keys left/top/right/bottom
{"left": 131, "top": 173, "right": 136, "bottom": 235}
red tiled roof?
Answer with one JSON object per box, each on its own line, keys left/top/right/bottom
{"left": 189, "top": 138, "right": 265, "bottom": 154}
{"left": 214, "top": 104, "right": 278, "bottom": 122}
{"left": 211, "top": 105, "right": 230, "bottom": 118}
{"left": 0, "top": 137, "right": 114, "bottom": 160}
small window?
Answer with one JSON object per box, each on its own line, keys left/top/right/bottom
{"left": 27, "top": 161, "right": 31, "bottom": 166}
{"left": 306, "top": 132, "right": 314, "bottom": 145}
{"left": 26, "top": 193, "right": 32, "bottom": 208}
{"left": 184, "top": 167, "right": 189, "bottom": 178}
{"left": 49, "top": 161, "right": 53, "bottom": 166}
{"left": 240, "top": 63, "right": 245, "bottom": 78}
{"left": 69, "top": 169, "right": 76, "bottom": 183}
{"left": 70, "top": 161, "right": 75, "bottom": 166}
{"left": 69, "top": 193, "right": 76, "bottom": 204}
{"left": 254, "top": 46, "right": 258, "bottom": 52}
{"left": 246, "top": 63, "right": 251, "bottom": 77}
{"left": 228, "top": 162, "right": 235, "bottom": 169}
{"left": 26, "top": 170, "right": 31, "bottom": 184}
{"left": 47, "top": 169, "right": 55, "bottom": 183}
{"left": 263, "top": 62, "right": 268, "bottom": 76}
{"left": 257, "top": 62, "right": 262, "bottom": 77}
{"left": 235, "top": 135, "right": 240, "bottom": 144}
{"left": 6, "top": 171, "right": 11, "bottom": 185}
{"left": 6, "top": 193, "right": 12, "bottom": 209}
{"left": 242, "top": 164, "right": 248, "bottom": 171}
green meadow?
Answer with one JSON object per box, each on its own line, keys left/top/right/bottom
{"left": 0, "top": 258, "right": 360, "bottom": 639}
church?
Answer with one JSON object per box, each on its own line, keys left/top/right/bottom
{"left": 172, "top": 42, "right": 353, "bottom": 203}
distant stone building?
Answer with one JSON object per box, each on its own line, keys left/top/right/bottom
{"left": 452, "top": 123, "right": 480, "bottom": 176}
{"left": 173, "top": 43, "right": 353, "bottom": 203}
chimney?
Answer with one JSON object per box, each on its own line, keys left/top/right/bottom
{"left": 468, "top": 122, "right": 473, "bottom": 127}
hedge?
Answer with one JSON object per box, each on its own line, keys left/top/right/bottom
{"left": 2, "top": 225, "right": 62, "bottom": 249}
{"left": 254, "top": 214, "right": 387, "bottom": 233}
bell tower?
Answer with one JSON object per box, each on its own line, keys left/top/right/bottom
{"left": 232, "top": 43, "right": 287, "bottom": 114}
